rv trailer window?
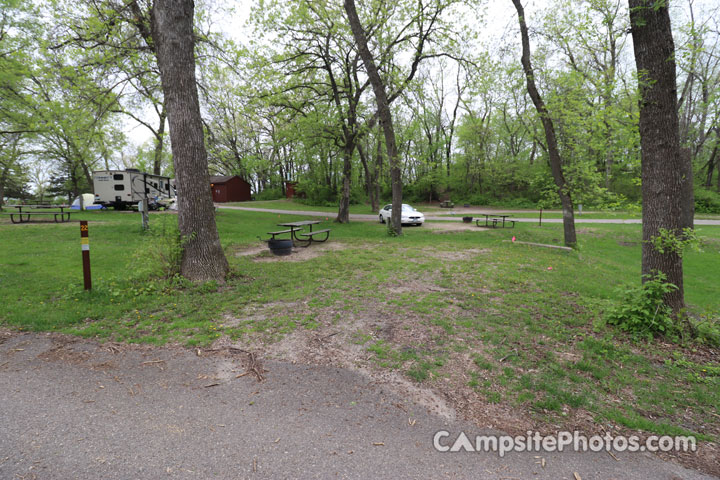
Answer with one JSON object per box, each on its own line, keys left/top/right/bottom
{"left": 113, "top": 174, "right": 124, "bottom": 181}
{"left": 114, "top": 184, "right": 125, "bottom": 191}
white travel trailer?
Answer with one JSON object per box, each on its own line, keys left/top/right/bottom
{"left": 93, "top": 169, "right": 175, "bottom": 210}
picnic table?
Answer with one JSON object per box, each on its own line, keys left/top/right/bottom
{"left": 476, "top": 213, "right": 515, "bottom": 229}
{"left": 267, "top": 220, "right": 331, "bottom": 246}
{"left": 2, "top": 204, "right": 73, "bottom": 224}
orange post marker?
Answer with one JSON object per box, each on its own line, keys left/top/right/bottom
{"left": 80, "top": 221, "right": 92, "bottom": 290}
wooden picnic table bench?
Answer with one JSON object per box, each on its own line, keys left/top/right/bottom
{"left": 266, "top": 227, "right": 301, "bottom": 240}
{"left": 10, "top": 204, "right": 70, "bottom": 213}
{"left": 476, "top": 213, "right": 515, "bottom": 228}
{"left": 276, "top": 220, "right": 332, "bottom": 246}
{"left": 1, "top": 205, "right": 73, "bottom": 223}
{"left": 297, "top": 228, "right": 331, "bottom": 242}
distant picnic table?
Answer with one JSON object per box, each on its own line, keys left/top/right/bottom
{"left": 2, "top": 204, "right": 73, "bottom": 224}
{"left": 476, "top": 213, "right": 515, "bottom": 229}
{"left": 267, "top": 220, "right": 331, "bottom": 246}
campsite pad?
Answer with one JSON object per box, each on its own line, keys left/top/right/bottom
{"left": 234, "top": 241, "right": 350, "bottom": 262}
{"left": 424, "top": 222, "right": 488, "bottom": 233}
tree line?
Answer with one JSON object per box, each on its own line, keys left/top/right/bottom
{"left": 3, "top": 1, "right": 718, "bottom": 214}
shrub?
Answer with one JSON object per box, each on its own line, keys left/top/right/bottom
{"left": 131, "top": 216, "right": 184, "bottom": 278}
{"left": 255, "top": 187, "right": 284, "bottom": 201}
{"left": 692, "top": 312, "right": 720, "bottom": 347}
{"left": 694, "top": 187, "right": 720, "bottom": 214}
{"left": 605, "top": 273, "right": 679, "bottom": 340}
{"left": 295, "top": 182, "right": 335, "bottom": 205}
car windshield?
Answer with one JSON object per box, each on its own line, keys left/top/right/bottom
{"left": 402, "top": 204, "right": 417, "bottom": 212}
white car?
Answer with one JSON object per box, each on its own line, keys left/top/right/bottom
{"left": 379, "top": 203, "right": 425, "bottom": 226}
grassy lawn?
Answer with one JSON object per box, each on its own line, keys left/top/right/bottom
{"left": 1, "top": 209, "right": 718, "bottom": 445}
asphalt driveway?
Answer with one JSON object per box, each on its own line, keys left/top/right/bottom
{"left": 0, "top": 332, "right": 714, "bottom": 479}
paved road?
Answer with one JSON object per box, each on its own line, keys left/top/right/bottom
{"left": 1, "top": 332, "right": 714, "bottom": 479}
{"left": 218, "top": 205, "right": 720, "bottom": 225}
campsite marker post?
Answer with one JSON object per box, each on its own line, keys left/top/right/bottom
{"left": 80, "top": 221, "right": 92, "bottom": 290}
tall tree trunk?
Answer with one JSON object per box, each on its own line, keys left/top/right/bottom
{"left": 529, "top": 140, "right": 537, "bottom": 165}
{"left": 446, "top": 69, "right": 462, "bottom": 178}
{"left": 336, "top": 142, "right": 354, "bottom": 223}
{"left": 629, "top": 0, "right": 686, "bottom": 313}
{"left": 604, "top": 119, "right": 614, "bottom": 189}
{"left": 374, "top": 137, "right": 383, "bottom": 213}
{"left": 69, "top": 165, "right": 80, "bottom": 203}
{"left": 705, "top": 130, "right": 719, "bottom": 187}
{"left": 357, "top": 143, "right": 376, "bottom": 211}
{"left": 344, "top": 0, "right": 402, "bottom": 235}
{"left": 153, "top": 106, "right": 167, "bottom": 175}
{"left": 705, "top": 149, "right": 716, "bottom": 187}
{"left": 80, "top": 160, "right": 93, "bottom": 193}
{"left": 679, "top": 148, "right": 694, "bottom": 231}
{"left": 152, "top": 0, "right": 229, "bottom": 282}
{"left": 511, "top": 0, "right": 576, "bottom": 247}
{"left": 0, "top": 164, "right": 9, "bottom": 209}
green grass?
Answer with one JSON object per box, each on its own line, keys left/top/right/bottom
{"left": 0, "top": 209, "right": 718, "bottom": 442}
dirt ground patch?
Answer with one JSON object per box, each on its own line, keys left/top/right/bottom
{"left": 216, "top": 301, "right": 457, "bottom": 420}
{"left": 234, "top": 241, "right": 351, "bottom": 262}
{"left": 419, "top": 246, "right": 491, "bottom": 261}
{"left": 384, "top": 278, "right": 447, "bottom": 294}
{"left": 424, "top": 221, "right": 488, "bottom": 233}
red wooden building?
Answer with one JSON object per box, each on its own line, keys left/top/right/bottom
{"left": 210, "top": 176, "right": 252, "bottom": 203}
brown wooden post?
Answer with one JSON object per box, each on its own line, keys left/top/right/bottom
{"left": 80, "top": 221, "right": 92, "bottom": 290}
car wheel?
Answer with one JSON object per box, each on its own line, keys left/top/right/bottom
{"left": 379, "top": 215, "right": 385, "bottom": 224}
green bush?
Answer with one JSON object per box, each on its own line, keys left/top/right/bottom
{"left": 692, "top": 313, "right": 720, "bottom": 347}
{"left": 255, "top": 187, "right": 284, "bottom": 201}
{"left": 463, "top": 193, "right": 492, "bottom": 206}
{"left": 606, "top": 273, "right": 719, "bottom": 347}
{"left": 694, "top": 187, "right": 720, "bottom": 214}
{"left": 605, "top": 273, "right": 679, "bottom": 340}
{"left": 131, "top": 216, "right": 183, "bottom": 278}
{"left": 294, "top": 181, "right": 335, "bottom": 205}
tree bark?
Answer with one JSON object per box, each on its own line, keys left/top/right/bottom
{"left": 151, "top": 0, "right": 229, "bottom": 282}
{"left": 511, "top": 0, "right": 576, "bottom": 247}
{"left": 704, "top": 130, "right": 719, "bottom": 187}
{"left": 629, "top": 0, "right": 686, "bottom": 312}
{"left": 679, "top": 148, "right": 694, "bottom": 231}
{"left": 344, "top": 0, "right": 402, "bottom": 235}
{"left": 0, "top": 164, "right": 9, "bottom": 209}
{"left": 153, "top": 106, "right": 167, "bottom": 175}
{"left": 336, "top": 142, "right": 354, "bottom": 223}
{"left": 374, "top": 136, "right": 383, "bottom": 213}
{"left": 357, "top": 142, "right": 377, "bottom": 212}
